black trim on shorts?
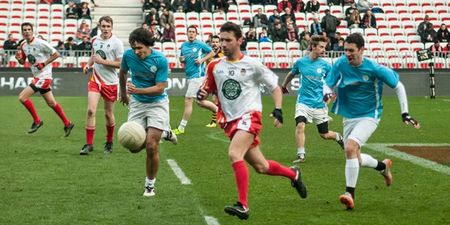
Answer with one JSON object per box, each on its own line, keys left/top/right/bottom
{"left": 295, "top": 116, "right": 307, "bottom": 126}
{"left": 29, "top": 83, "right": 51, "bottom": 94}
{"left": 317, "top": 121, "right": 329, "bottom": 134}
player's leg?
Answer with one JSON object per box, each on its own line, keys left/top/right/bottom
{"left": 103, "top": 100, "right": 115, "bottom": 154}
{"left": 18, "top": 86, "right": 42, "bottom": 133}
{"left": 294, "top": 116, "right": 307, "bottom": 163}
{"left": 317, "top": 122, "right": 345, "bottom": 149}
{"left": 174, "top": 78, "right": 202, "bottom": 134}
{"left": 41, "top": 90, "right": 74, "bottom": 137}
{"left": 81, "top": 91, "right": 101, "bottom": 155}
{"left": 197, "top": 98, "right": 218, "bottom": 128}
{"left": 143, "top": 127, "right": 163, "bottom": 197}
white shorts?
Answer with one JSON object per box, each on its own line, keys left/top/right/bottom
{"left": 294, "top": 103, "right": 331, "bottom": 125}
{"left": 343, "top": 117, "right": 379, "bottom": 147}
{"left": 128, "top": 98, "right": 170, "bottom": 131}
{"left": 185, "top": 77, "right": 205, "bottom": 98}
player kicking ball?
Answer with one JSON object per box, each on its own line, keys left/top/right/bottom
{"left": 16, "top": 22, "right": 74, "bottom": 136}
{"left": 197, "top": 22, "right": 307, "bottom": 220}
{"left": 324, "top": 33, "right": 420, "bottom": 210}
{"left": 281, "top": 35, "right": 344, "bottom": 163}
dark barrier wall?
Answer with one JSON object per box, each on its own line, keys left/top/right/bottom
{"left": 0, "top": 68, "right": 449, "bottom": 96}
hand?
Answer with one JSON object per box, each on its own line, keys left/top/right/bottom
{"left": 270, "top": 108, "right": 283, "bottom": 128}
{"left": 120, "top": 94, "right": 129, "bottom": 106}
{"left": 93, "top": 54, "right": 104, "bottom": 64}
{"left": 126, "top": 82, "right": 137, "bottom": 94}
{"left": 194, "top": 58, "right": 202, "bottom": 65}
{"left": 83, "top": 65, "right": 91, "bottom": 74}
{"left": 179, "top": 56, "right": 185, "bottom": 63}
{"left": 323, "top": 93, "right": 336, "bottom": 103}
{"left": 196, "top": 88, "right": 208, "bottom": 100}
{"left": 281, "top": 86, "right": 289, "bottom": 94}
{"left": 34, "top": 63, "right": 46, "bottom": 70}
{"left": 15, "top": 50, "right": 25, "bottom": 62}
{"left": 402, "top": 113, "right": 420, "bottom": 129}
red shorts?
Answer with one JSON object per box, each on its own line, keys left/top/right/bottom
{"left": 88, "top": 80, "right": 118, "bottom": 102}
{"left": 30, "top": 77, "right": 52, "bottom": 94}
{"left": 221, "top": 111, "right": 262, "bottom": 148}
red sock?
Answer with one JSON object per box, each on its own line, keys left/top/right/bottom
{"left": 106, "top": 124, "right": 115, "bottom": 143}
{"left": 52, "top": 103, "right": 70, "bottom": 127}
{"left": 267, "top": 160, "right": 296, "bottom": 180}
{"left": 22, "top": 99, "right": 40, "bottom": 123}
{"left": 86, "top": 127, "right": 95, "bottom": 145}
{"left": 232, "top": 160, "right": 249, "bottom": 208}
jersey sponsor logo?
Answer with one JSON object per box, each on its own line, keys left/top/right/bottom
{"left": 222, "top": 79, "right": 241, "bottom": 100}
{"left": 240, "top": 68, "right": 246, "bottom": 76}
{"left": 96, "top": 50, "right": 107, "bottom": 59}
{"left": 28, "top": 55, "right": 36, "bottom": 64}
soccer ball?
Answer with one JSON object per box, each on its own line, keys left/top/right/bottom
{"left": 117, "top": 121, "right": 146, "bottom": 153}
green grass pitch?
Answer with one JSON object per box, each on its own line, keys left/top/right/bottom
{"left": 0, "top": 95, "right": 449, "bottom": 225}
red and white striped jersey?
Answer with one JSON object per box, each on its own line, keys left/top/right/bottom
{"left": 203, "top": 54, "right": 278, "bottom": 122}
{"left": 91, "top": 34, "right": 124, "bottom": 84}
{"left": 21, "top": 37, "right": 57, "bottom": 79}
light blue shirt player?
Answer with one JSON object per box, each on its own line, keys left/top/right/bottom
{"left": 180, "top": 40, "right": 212, "bottom": 79}
{"left": 291, "top": 56, "right": 331, "bottom": 109}
{"left": 325, "top": 56, "right": 400, "bottom": 119}
{"left": 120, "top": 48, "right": 169, "bottom": 103}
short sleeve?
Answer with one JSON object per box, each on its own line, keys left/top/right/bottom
{"left": 200, "top": 41, "right": 212, "bottom": 54}
{"left": 120, "top": 50, "right": 130, "bottom": 72}
{"left": 374, "top": 64, "right": 399, "bottom": 89}
{"left": 114, "top": 39, "right": 124, "bottom": 60}
{"left": 155, "top": 56, "right": 169, "bottom": 83}
{"left": 325, "top": 57, "right": 342, "bottom": 88}
{"left": 201, "top": 59, "right": 219, "bottom": 94}
{"left": 42, "top": 40, "right": 57, "bottom": 55}
{"left": 290, "top": 60, "right": 301, "bottom": 75}
{"left": 254, "top": 59, "right": 278, "bottom": 91}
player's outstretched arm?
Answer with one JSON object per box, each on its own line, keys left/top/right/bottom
{"left": 281, "top": 72, "right": 295, "bottom": 94}
{"left": 394, "top": 82, "right": 420, "bottom": 129}
{"left": 119, "top": 69, "right": 129, "bottom": 105}
{"left": 270, "top": 86, "right": 283, "bottom": 128}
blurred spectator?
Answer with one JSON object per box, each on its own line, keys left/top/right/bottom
{"left": 160, "top": 7, "right": 175, "bottom": 28}
{"left": 66, "top": 1, "right": 78, "bottom": 19}
{"left": 437, "top": 24, "right": 450, "bottom": 43}
{"left": 258, "top": 27, "right": 271, "bottom": 42}
{"left": 292, "top": 0, "right": 305, "bottom": 13}
{"left": 299, "top": 27, "right": 309, "bottom": 40}
{"left": 145, "top": 8, "right": 160, "bottom": 26}
{"left": 300, "top": 32, "right": 311, "bottom": 50}
{"left": 321, "top": 9, "right": 340, "bottom": 41}
{"left": 346, "top": 10, "right": 361, "bottom": 28}
{"left": 305, "top": 0, "right": 320, "bottom": 13}
{"left": 281, "top": 7, "right": 296, "bottom": 25}
{"left": 200, "top": 0, "right": 211, "bottom": 12}
{"left": 141, "top": 22, "right": 150, "bottom": 31}
{"left": 253, "top": 8, "right": 269, "bottom": 28}
{"left": 171, "top": 0, "right": 187, "bottom": 12}
{"left": 310, "top": 16, "right": 324, "bottom": 36}
{"left": 268, "top": 9, "right": 281, "bottom": 24}
{"left": 429, "top": 41, "right": 444, "bottom": 57}
{"left": 90, "top": 22, "right": 100, "bottom": 38}
{"left": 90, "top": 0, "right": 99, "bottom": 7}
{"left": 142, "top": 0, "right": 154, "bottom": 12}
{"left": 356, "top": 0, "right": 372, "bottom": 13}
{"left": 149, "top": 21, "right": 162, "bottom": 40}
{"left": 345, "top": 2, "right": 357, "bottom": 18}
{"left": 77, "top": 36, "right": 92, "bottom": 54}
{"left": 269, "top": 22, "right": 287, "bottom": 42}
{"left": 76, "top": 20, "right": 91, "bottom": 41}
{"left": 327, "top": 0, "right": 342, "bottom": 6}
{"left": 55, "top": 40, "right": 66, "bottom": 56}
{"left": 161, "top": 24, "right": 175, "bottom": 42}
{"left": 421, "top": 23, "right": 437, "bottom": 43}
{"left": 3, "top": 34, "right": 18, "bottom": 50}
{"left": 418, "top": 15, "right": 432, "bottom": 39}
{"left": 78, "top": 2, "right": 91, "bottom": 20}
{"left": 360, "top": 10, "right": 376, "bottom": 28}
{"left": 277, "top": 0, "right": 291, "bottom": 13}
{"left": 185, "top": 0, "right": 202, "bottom": 12}
{"left": 245, "top": 27, "right": 258, "bottom": 42}
{"left": 212, "top": 0, "right": 229, "bottom": 13}
{"left": 286, "top": 23, "right": 299, "bottom": 42}
{"left": 64, "top": 37, "right": 78, "bottom": 55}
{"left": 332, "top": 37, "right": 345, "bottom": 51}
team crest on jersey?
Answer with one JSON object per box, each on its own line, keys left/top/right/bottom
{"left": 150, "top": 66, "right": 157, "bottom": 73}
{"left": 362, "top": 75, "right": 369, "bottom": 81}
{"left": 193, "top": 48, "right": 197, "bottom": 52}
{"left": 317, "top": 68, "right": 322, "bottom": 74}
{"left": 240, "top": 68, "right": 246, "bottom": 76}
{"left": 28, "top": 55, "right": 36, "bottom": 64}
{"left": 96, "top": 50, "right": 107, "bottom": 59}
{"left": 222, "top": 79, "right": 241, "bottom": 100}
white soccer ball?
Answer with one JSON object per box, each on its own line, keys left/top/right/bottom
{"left": 118, "top": 121, "right": 146, "bottom": 153}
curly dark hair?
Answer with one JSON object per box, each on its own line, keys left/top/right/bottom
{"left": 129, "top": 28, "right": 155, "bottom": 47}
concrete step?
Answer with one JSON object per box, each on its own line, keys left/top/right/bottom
{"left": 92, "top": 7, "right": 143, "bottom": 15}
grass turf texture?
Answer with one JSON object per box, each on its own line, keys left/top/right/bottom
{"left": 0, "top": 96, "right": 449, "bottom": 225}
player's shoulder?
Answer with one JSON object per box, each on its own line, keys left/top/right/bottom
{"left": 151, "top": 49, "right": 166, "bottom": 58}
{"left": 333, "top": 55, "right": 347, "bottom": 67}
{"left": 123, "top": 48, "right": 134, "bottom": 57}
{"left": 110, "top": 35, "right": 124, "bottom": 45}
{"left": 207, "top": 57, "right": 223, "bottom": 69}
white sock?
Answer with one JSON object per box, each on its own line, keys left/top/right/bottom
{"left": 145, "top": 177, "right": 156, "bottom": 187}
{"left": 360, "top": 153, "right": 378, "bottom": 168}
{"left": 297, "top": 147, "right": 305, "bottom": 155}
{"left": 178, "top": 119, "right": 188, "bottom": 130}
{"left": 335, "top": 133, "right": 343, "bottom": 141}
{"left": 345, "top": 158, "right": 359, "bottom": 188}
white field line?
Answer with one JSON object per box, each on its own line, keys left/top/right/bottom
{"left": 204, "top": 216, "right": 221, "bottom": 225}
{"left": 167, "top": 159, "right": 192, "bottom": 185}
{"left": 206, "top": 131, "right": 229, "bottom": 143}
{"left": 366, "top": 143, "right": 450, "bottom": 175}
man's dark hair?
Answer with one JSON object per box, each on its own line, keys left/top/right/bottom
{"left": 21, "top": 22, "right": 34, "bottom": 32}
{"left": 99, "top": 16, "right": 113, "bottom": 26}
{"left": 220, "top": 22, "right": 242, "bottom": 39}
{"left": 211, "top": 35, "right": 220, "bottom": 40}
{"left": 345, "top": 32, "right": 365, "bottom": 49}
{"left": 310, "top": 35, "right": 327, "bottom": 48}
{"left": 129, "top": 28, "right": 155, "bottom": 47}
{"left": 187, "top": 25, "right": 198, "bottom": 34}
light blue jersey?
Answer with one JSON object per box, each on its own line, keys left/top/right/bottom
{"left": 291, "top": 56, "right": 331, "bottom": 109}
{"left": 121, "top": 48, "right": 168, "bottom": 103}
{"left": 325, "top": 56, "right": 399, "bottom": 119}
{"left": 180, "top": 40, "right": 212, "bottom": 79}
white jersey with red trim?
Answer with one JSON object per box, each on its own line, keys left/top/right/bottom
{"left": 91, "top": 34, "right": 124, "bottom": 84}
{"left": 21, "top": 37, "right": 57, "bottom": 79}
{"left": 203, "top": 55, "right": 279, "bottom": 122}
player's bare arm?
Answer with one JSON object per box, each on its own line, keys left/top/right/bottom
{"left": 195, "top": 51, "right": 215, "bottom": 65}
{"left": 270, "top": 86, "right": 283, "bottom": 128}
{"left": 127, "top": 82, "right": 166, "bottom": 96}
{"left": 118, "top": 69, "right": 129, "bottom": 105}
{"left": 83, "top": 49, "right": 95, "bottom": 74}
{"left": 93, "top": 55, "right": 121, "bottom": 68}
{"left": 281, "top": 72, "right": 295, "bottom": 94}
{"left": 35, "top": 51, "right": 60, "bottom": 70}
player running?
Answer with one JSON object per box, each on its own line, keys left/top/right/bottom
{"left": 80, "top": 16, "right": 124, "bottom": 155}
{"left": 281, "top": 35, "right": 344, "bottom": 163}
{"left": 324, "top": 33, "right": 420, "bottom": 210}
{"left": 16, "top": 22, "right": 74, "bottom": 136}
{"left": 197, "top": 22, "right": 307, "bottom": 220}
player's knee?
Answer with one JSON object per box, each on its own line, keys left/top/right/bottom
{"left": 87, "top": 108, "right": 96, "bottom": 117}
{"left": 252, "top": 163, "right": 267, "bottom": 174}
{"left": 296, "top": 123, "right": 305, "bottom": 134}
{"left": 345, "top": 141, "right": 359, "bottom": 155}
{"left": 18, "top": 95, "right": 27, "bottom": 103}
{"left": 295, "top": 116, "right": 307, "bottom": 127}
{"left": 46, "top": 101, "right": 56, "bottom": 108}
{"left": 145, "top": 141, "right": 159, "bottom": 156}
